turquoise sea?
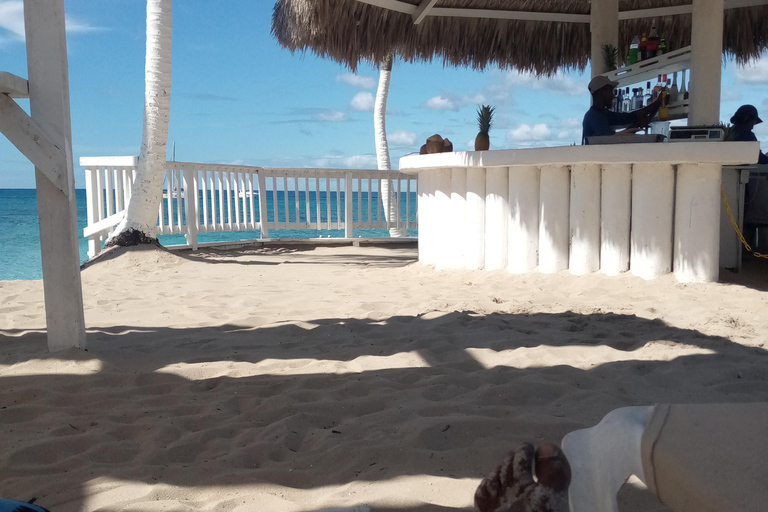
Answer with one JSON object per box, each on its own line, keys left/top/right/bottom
{"left": 0, "top": 189, "right": 417, "bottom": 281}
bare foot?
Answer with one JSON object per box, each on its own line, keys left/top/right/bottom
{"left": 474, "top": 442, "right": 571, "bottom": 512}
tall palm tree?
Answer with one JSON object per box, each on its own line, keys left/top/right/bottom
{"left": 375, "top": 54, "right": 408, "bottom": 238}
{"left": 107, "top": 0, "right": 172, "bottom": 246}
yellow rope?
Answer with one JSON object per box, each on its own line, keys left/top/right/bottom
{"left": 721, "top": 185, "right": 768, "bottom": 259}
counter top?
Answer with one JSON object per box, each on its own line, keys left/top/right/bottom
{"left": 398, "top": 141, "right": 760, "bottom": 172}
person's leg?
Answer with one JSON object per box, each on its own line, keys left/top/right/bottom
{"left": 561, "top": 406, "right": 654, "bottom": 512}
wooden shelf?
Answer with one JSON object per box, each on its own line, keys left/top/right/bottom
{"left": 603, "top": 46, "right": 691, "bottom": 87}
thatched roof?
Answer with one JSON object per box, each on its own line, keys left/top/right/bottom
{"left": 272, "top": 0, "right": 768, "bottom": 75}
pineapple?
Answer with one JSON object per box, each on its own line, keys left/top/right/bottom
{"left": 475, "top": 105, "right": 495, "bottom": 151}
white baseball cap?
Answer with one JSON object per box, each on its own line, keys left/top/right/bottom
{"left": 588, "top": 76, "right": 620, "bottom": 93}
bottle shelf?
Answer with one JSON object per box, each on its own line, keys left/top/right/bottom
{"left": 602, "top": 46, "right": 692, "bottom": 87}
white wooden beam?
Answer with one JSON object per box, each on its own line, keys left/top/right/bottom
{"left": 0, "top": 72, "right": 29, "bottom": 98}
{"left": 353, "top": 0, "right": 415, "bottom": 15}
{"left": 0, "top": 94, "right": 68, "bottom": 194}
{"left": 413, "top": 0, "right": 439, "bottom": 24}
{"left": 24, "top": 0, "right": 86, "bottom": 352}
{"left": 352, "top": 0, "right": 768, "bottom": 24}
{"left": 429, "top": 8, "right": 590, "bottom": 23}
{"left": 83, "top": 210, "right": 125, "bottom": 238}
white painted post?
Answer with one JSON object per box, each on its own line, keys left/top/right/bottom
{"left": 507, "top": 165, "right": 540, "bottom": 274}
{"left": 257, "top": 170, "right": 269, "bottom": 239}
{"left": 631, "top": 163, "right": 675, "bottom": 279}
{"left": 85, "top": 167, "right": 100, "bottom": 258}
{"left": 688, "top": 0, "right": 724, "bottom": 126}
{"left": 485, "top": 167, "right": 510, "bottom": 270}
{"left": 674, "top": 163, "right": 722, "bottom": 282}
{"left": 465, "top": 167, "right": 486, "bottom": 270}
{"left": 539, "top": 165, "right": 570, "bottom": 273}
{"left": 601, "top": 164, "right": 632, "bottom": 275}
{"left": 590, "top": 0, "right": 619, "bottom": 77}
{"left": 24, "top": 0, "right": 86, "bottom": 351}
{"left": 345, "top": 172, "right": 354, "bottom": 238}
{"left": 442, "top": 167, "right": 467, "bottom": 269}
{"left": 183, "top": 170, "right": 198, "bottom": 250}
{"left": 433, "top": 169, "right": 453, "bottom": 269}
{"left": 418, "top": 169, "right": 436, "bottom": 265}
{"left": 570, "top": 164, "right": 601, "bottom": 275}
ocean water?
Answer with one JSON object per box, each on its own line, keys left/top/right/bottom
{"left": 0, "top": 189, "right": 417, "bottom": 281}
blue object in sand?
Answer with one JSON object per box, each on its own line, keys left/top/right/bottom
{"left": 0, "top": 499, "right": 50, "bottom": 512}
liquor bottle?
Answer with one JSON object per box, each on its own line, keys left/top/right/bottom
{"left": 669, "top": 72, "right": 679, "bottom": 102}
{"left": 644, "top": 81, "right": 652, "bottom": 106}
{"left": 652, "top": 74, "right": 663, "bottom": 101}
{"left": 616, "top": 88, "right": 624, "bottom": 112}
{"left": 680, "top": 69, "right": 688, "bottom": 100}
{"left": 659, "top": 89, "right": 670, "bottom": 121}
{"left": 639, "top": 33, "right": 648, "bottom": 61}
{"left": 647, "top": 27, "right": 660, "bottom": 58}
{"left": 622, "top": 87, "right": 631, "bottom": 112}
{"left": 628, "top": 35, "right": 640, "bottom": 64}
{"left": 633, "top": 88, "right": 644, "bottom": 110}
{"left": 659, "top": 35, "right": 667, "bottom": 55}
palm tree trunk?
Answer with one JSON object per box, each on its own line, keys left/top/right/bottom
{"left": 375, "top": 54, "right": 408, "bottom": 238}
{"left": 107, "top": 0, "right": 172, "bottom": 246}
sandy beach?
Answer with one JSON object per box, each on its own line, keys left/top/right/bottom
{"left": 1, "top": 243, "right": 768, "bottom": 512}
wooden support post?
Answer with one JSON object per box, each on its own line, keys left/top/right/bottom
{"left": 24, "top": 0, "right": 86, "bottom": 351}
{"left": 590, "top": 0, "right": 619, "bottom": 77}
{"left": 689, "top": 0, "right": 724, "bottom": 125}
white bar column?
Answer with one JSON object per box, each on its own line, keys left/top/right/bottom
{"left": 674, "top": 163, "right": 722, "bottom": 282}
{"left": 539, "top": 165, "right": 570, "bottom": 273}
{"left": 440, "top": 167, "right": 467, "bottom": 269}
{"left": 590, "top": 0, "right": 619, "bottom": 77}
{"left": 631, "top": 163, "right": 675, "bottom": 279}
{"left": 465, "top": 167, "right": 486, "bottom": 270}
{"left": 507, "top": 165, "right": 540, "bottom": 274}
{"left": 570, "top": 164, "right": 601, "bottom": 275}
{"left": 485, "top": 167, "right": 510, "bottom": 270}
{"left": 417, "top": 169, "right": 436, "bottom": 265}
{"left": 688, "top": 0, "right": 724, "bottom": 125}
{"left": 24, "top": 0, "right": 86, "bottom": 351}
{"left": 601, "top": 164, "right": 632, "bottom": 275}
{"left": 433, "top": 169, "right": 453, "bottom": 269}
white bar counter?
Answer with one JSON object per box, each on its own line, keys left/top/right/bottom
{"left": 400, "top": 142, "right": 759, "bottom": 283}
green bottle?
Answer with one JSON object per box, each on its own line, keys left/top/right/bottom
{"left": 659, "top": 35, "right": 667, "bottom": 55}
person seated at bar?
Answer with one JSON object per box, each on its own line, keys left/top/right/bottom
{"left": 729, "top": 104, "right": 768, "bottom": 164}
{"left": 582, "top": 76, "right": 663, "bottom": 144}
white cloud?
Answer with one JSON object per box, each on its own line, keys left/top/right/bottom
{"left": 314, "top": 154, "right": 377, "bottom": 169}
{"left": 722, "top": 90, "right": 743, "bottom": 102}
{"left": 388, "top": 130, "right": 417, "bottom": 146}
{"left": 496, "top": 71, "right": 587, "bottom": 97}
{"left": 735, "top": 58, "right": 768, "bottom": 84}
{"left": 336, "top": 73, "right": 377, "bottom": 89}
{"left": 314, "top": 110, "right": 349, "bottom": 122}
{"left": 507, "top": 123, "right": 552, "bottom": 142}
{"left": 350, "top": 92, "right": 375, "bottom": 112}
{"left": 0, "top": 1, "right": 24, "bottom": 40}
{"left": 425, "top": 96, "right": 457, "bottom": 110}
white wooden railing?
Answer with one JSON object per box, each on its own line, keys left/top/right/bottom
{"left": 81, "top": 157, "right": 418, "bottom": 258}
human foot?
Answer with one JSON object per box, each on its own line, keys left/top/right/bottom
{"left": 474, "top": 442, "right": 571, "bottom": 512}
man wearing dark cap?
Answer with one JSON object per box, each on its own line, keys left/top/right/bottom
{"left": 729, "top": 105, "right": 768, "bottom": 164}
{"left": 582, "top": 76, "right": 663, "bottom": 144}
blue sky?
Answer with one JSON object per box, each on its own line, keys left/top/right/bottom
{"left": 1, "top": 0, "right": 768, "bottom": 188}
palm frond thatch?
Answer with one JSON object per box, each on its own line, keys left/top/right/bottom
{"left": 272, "top": 0, "right": 768, "bottom": 76}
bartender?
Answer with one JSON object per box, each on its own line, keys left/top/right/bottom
{"left": 582, "top": 76, "right": 663, "bottom": 144}
{"left": 729, "top": 105, "right": 768, "bottom": 164}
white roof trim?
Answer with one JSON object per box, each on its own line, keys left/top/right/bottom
{"left": 352, "top": 0, "right": 768, "bottom": 24}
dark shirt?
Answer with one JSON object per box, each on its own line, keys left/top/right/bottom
{"left": 731, "top": 127, "right": 768, "bottom": 164}
{"left": 582, "top": 106, "right": 639, "bottom": 145}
